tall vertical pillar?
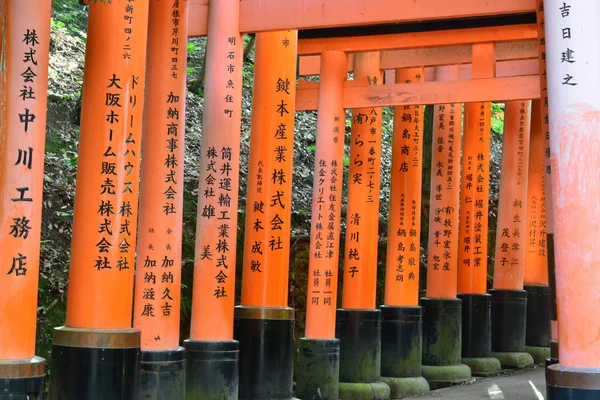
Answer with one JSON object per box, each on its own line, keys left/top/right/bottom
{"left": 490, "top": 100, "right": 534, "bottom": 369}
{"left": 49, "top": 2, "right": 149, "bottom": 399}
{"left": 296, "top": 51, "right": 347, "bottom": 400}
{"left": 536, "top": 0, "right": 560, "bottom": 365}
{"left": 132, "top": 0, "right": 188, "bottom": 398}
{"left": 457, "top": 44, "right": 502, "bottom": 376}
{"left": 421, "top": 65, "right": 471, "bottom": 387}
{"left": 544, "top": 1, "right": 600, "bottom": 398}
{"left": 0, "top": 1, "right": 51, "bottom": 397}
{"left": 523, "top": 100, "right": 551, "bottom": 365}
{"left": 234, "top": 30, "right": 298, "bottom": 400}
{"left": 379, "top": 67, "right": 430, "bottom": 398}
{"left": 336, "top": 52, "right": 390, "bottom": 400}
{"left": 184, "top": 0, "right": 243, "bottom": 398}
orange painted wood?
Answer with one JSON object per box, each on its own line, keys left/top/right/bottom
{"left": 341, "top": 53, "right": 382, "bottom": 310}
{"left": 133, "top": 0, "right": 188, "bottom": 351}
{"left": 492, "top": 101, "right": 532, "bottom": 291}
{"left": 384, "top": 67, "right": 425, "bottom": 307}
{"left": 425, "top": 66, "right": 462, "bottom": 299}
{"left": 188, "top": 0, "right": 536, "bottom": 37}
{"left": 523, "top": 99, "right": 548, "bottom": 286}
{"left": 241, "top": 31, "right": 298, "bottom": 307}
{"left": 0, "top": 0, "right": 52, "bottom": 359}
{"left": 65, "top": 0, "right": 149, "bottom": 329}
{"left": 305, "top": 51, "right": 347, "bottom": 339}
{"left": 298, "top": 24, "right": 537, "bottom": 56}
{"left": 457, "top": 43, "right": 494, "bottom": 295}
{"left": 296, "top": 76, "right": 541, "bottom": 111}
{"left": 189, "top": 0, "right": 243, "bottom": 341}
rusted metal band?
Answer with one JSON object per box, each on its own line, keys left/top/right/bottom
{"left": 53, "top": 326, "right": 140, "bottom": 349}
{"left": 547, "top": 364, "right": 600, "bottom": 389}
{"left": 234, "top": 306, "right": 294, "bottom": 320}
{"left": 0, "top": 356, "right": 45, "bottom": 379}
{"left": 551, "top": 340, "right": 559, "bottom": 359}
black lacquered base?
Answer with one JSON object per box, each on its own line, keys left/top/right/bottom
{"left": 296, "top": 338, "right": 340, "bottom": 400}
{"left": 140, "top": 347, "right": 185, "bottom": 400}
{"left": 0, "top": 356, "right": 45, "bottom": 399}
{"left": 546, "top": 364, "right": 600, "bottom": 399}
{"left": 380, "top": 306, "right": 423, "bottom": 378}
{"left": 234, "top": 306, "right": 294, "bottom": 400}
{"left": 551, "top": 339, "right": 559, "bottom": 361}
{"left": 184, "top": 339, "right": 238, "bottom": 400}
{"left": 49, "top": 327, "right": 140, "bottom": 400}
{"left": 525, "top": 285, "right": 551, "bottom": 348}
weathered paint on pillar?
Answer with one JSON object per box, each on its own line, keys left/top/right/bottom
{"left": 524, "top": 100, "right": 549, "bottom": 286}
{"left": 65, "top": 0, "right": 149, "bottom": 329}
{"left": 492, "top": 101, "right": 532, "bottom": 291}
{"left": 545, "top": 0, "right": 600, "bottom": 369}
{"left": 426, "top": 65, "right": 462, "bottom": 299}
{"left": 305, "top": 50, "right": 347, "bottom": 339}
{"left": 384, "top": 67, "right": 425, "bottom": 307}
{"left": 457, "top": 43, "right": 494, "bottom": 295}
{"left": 241, "top": 30, "right": 298, "bottom": 308}
{"left": 189, "top": 0, "right": 243, "bottom": 341}
{"left": 0, "top": 0, "right": 51, "bottom": 359}
{"left": 133, "top": 0, "right": 188, "bottom": 351}
{"left": 342, "top": 52, "right": 382, "bottom": 310}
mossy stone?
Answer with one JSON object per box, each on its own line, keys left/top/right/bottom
{"left": 461, "top": 357, "right": 502, "bottom": 377}
{"left": 339, "top": 381, "right": 391, "bottom": 400}
{"left": 526, "top": 346, "right": 551, "bottom": 365}
{"left": 380, "top": 376, "right": 429, "bottom": 399}
{"left": 493, "top": 352, "right": 534, "bottom": 369}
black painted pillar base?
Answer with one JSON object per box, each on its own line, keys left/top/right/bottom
{"left": 525, "top": 285, "right": 551, "bottom": 364}
{"left": 140, "top": 347, "right": 185, "bottom": 400}
{"left": 379, "top": 306, "right": 429, "bottom": 399}
{"left": 490, "top": 289, "right": 534, "bottom": 369}
{"left": 421, "top": 298, "right": 471, "bottom": 389}
{"left": 0, "top": 356, "right": 45, "bottom": 399}
{"left": 184, "top": 339, "right": 238, "bottom": 400}
{"left": 458, "top": 293, "right": 501, "bottom": 376}
{"left": 550, "top": 338, "right": 559, "bottom": 362}
{"left": 546, "top": 364, "right": 600, "bottom": 399}
{"left": 296, "top": 338, "right": 340, "bottom": 400}
{"left": 49, "top": 327, "right": 140, "bottom": 400}
{"left": 336, "top": 309, "right": 390, "bottom": 400}
{"left": 234, "top": 306, "right": 294, "bottom": 400}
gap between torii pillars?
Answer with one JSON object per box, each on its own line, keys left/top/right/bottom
{"left": 490, "top": 100, "right": 535, "bottom": 369}
{"left": 379, "top": 67, "right": 430, "bottom": 398}
{"left": 184, "top": 0, "right": 243, "bottom": 398}
{"left": 49, "top": 1, "right": 149, "bottom": 399}
{"left": 544, "top": 1, "right": 600, "bottom": 397}
{"left": 336, "top": 52, "right": 390, "bottom": 400}
{"left": 421, "top": 65, "right": 472, "bottom": 387}
{"left": 296, "top": 50, "right": 347, "bottom": 400}
{"left": 456, "top": 43, "right": 502, "bottom": 376}
{"left": 523, "top": 99, "right": 551, "bottom": 365}
{"left": 234, "top": 30, "right": 297, "bottom": 400}
{"left": 132, "top": 0, "right": 188, "bottom": 398}
{"left": 0, "top": 1, "right": 51, "bottom": 397}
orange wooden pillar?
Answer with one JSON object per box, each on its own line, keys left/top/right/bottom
{"left": 296, "top": 50, "right": 347, "bottom": 400}
{"left": 544, "top": 1, "right": 600, "bottom": 396}
{"left": 0, "top": 0, "right": 51, "bottom": 396}
{"left": 379, "top": 67, "right": 430, "bottom": 396}
{"left": 536, "top": 0, "right": 559, "bottom": 364}
{"left": 183, "top": 0, "right": 242, "bottom": 398}
{"left": 235, "top": 30, "right": 298, "bottom": 400}
{"left": 490, "top": 100, "right": 534, "bottom": 368}
{"left": 523, "top": 99, "right": 551, "bottom": 364}
{"left": 456, "top": 43, "right": 502, "bottom": 374}
{"left": 49, "top": 1, "right": 150, "bottom": 398}
{"left": 421, "top": 65, "right": 471, "bottom": 383}
{"left": 336, "top": 52, "right": 390, "bottom": 398}
{"left": 132, "top": 0, "right": 188, "bottom": 397}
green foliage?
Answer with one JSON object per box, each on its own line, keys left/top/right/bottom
{"left": 491, "top": 102, "right": 505, "bottom": 134}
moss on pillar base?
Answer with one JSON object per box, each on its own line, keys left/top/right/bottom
{"left": 526, "top": 346, "right": 551, "bottom": 365}
{"left": 492, "top": 352, "right": 534, "bottom": 369}
{"left": 421, "top": 364, "right": 472, "bottom": 389}
{"left": 461, "top": 357, "right": 502, "bottom": 377}
{"left": 338, "top": 381, "right": 390, "bottom": 400}
{"left": 380, "top": 376, "right": 429, "bottom": 399}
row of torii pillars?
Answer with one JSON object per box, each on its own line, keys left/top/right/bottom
{"left": 0, "top": 0, "right": 597, "bottom": 399}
